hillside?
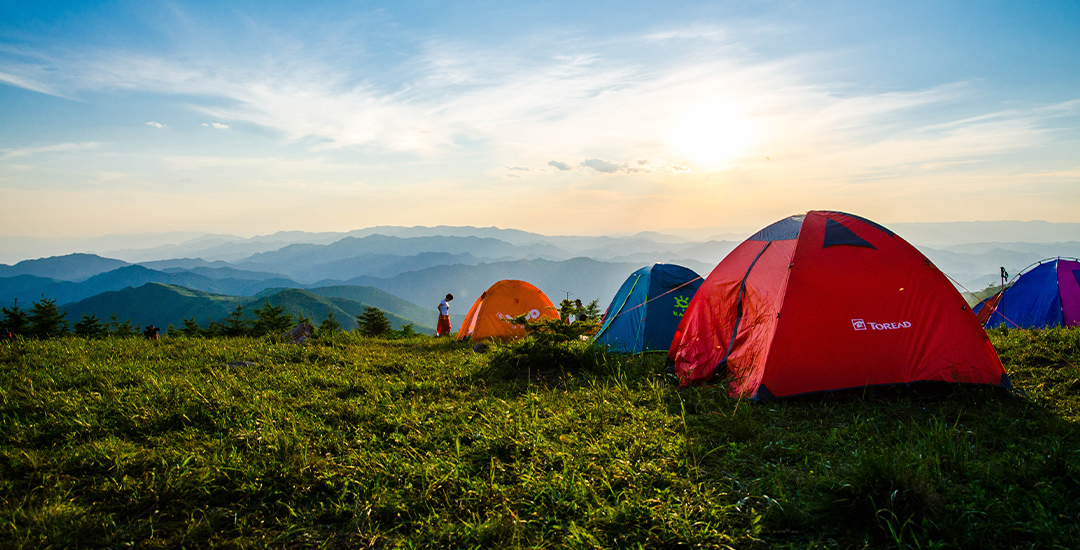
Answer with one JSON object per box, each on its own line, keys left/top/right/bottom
{"left": 60, "top": 283, "right": 436, "bottom": 333}
{"left": 251, "top": 288, "right": 426, "bottom": 332}
{"left": 297, "top": 285, "right": 457, "bottom": 327}
{"left": 61, "top": 282, "right": 244, "bottom": 327}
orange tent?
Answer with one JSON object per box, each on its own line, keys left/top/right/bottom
{"left": 457, "top": 280, "right": 559, "bottom": 342}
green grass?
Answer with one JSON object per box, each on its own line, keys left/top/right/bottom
{"left": 1, "top": 329, "right": 1079, "bottom": 548}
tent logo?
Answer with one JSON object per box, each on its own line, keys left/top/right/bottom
{"left": 673, "top": 295, "right": 691, "bottom": 317}
{"left": 852, "top": 319, "right": 912, "bottom": 331}
{"left": 495, "top": 309, "right": 542, "bottom": 329}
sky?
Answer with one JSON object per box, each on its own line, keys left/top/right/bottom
{"left": 1, "top": 0, "right": 1078, "bottom": 239}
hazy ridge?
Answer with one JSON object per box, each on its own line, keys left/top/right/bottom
{"left": 2, "top": 221, "right": 1078, "bottom": 332}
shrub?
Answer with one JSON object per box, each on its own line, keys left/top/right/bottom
{"left": 389, "top": 323, "right": 418, "bottom": 339}
{"left": 485, "top": 337, "right": 615, "bottom": 380}
{"left": 506, "top": 313, "right": 599, "bottom": 345}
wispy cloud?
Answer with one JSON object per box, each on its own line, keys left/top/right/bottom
{"left": 2, "top": 24, "right": 1066, "bottom": 177}
{"left": 147, "top": 121, "right": 164, "bottom": 128}
{"left": 158, "top": 154, "right": 350, "bottom": 173}
{"left": 2, "top": 10, "right": 1076, "bottom": 236}
{"left": 579, "top": 157, "right": 690, "bottom": 175}
{"left": 0, "top": 70, "right": 65, "bottom": 98}
{"left": 0, "top": 142, "right": 102, "bottom": 160}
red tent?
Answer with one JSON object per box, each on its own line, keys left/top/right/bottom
{"left": 669, "top": 211, "right": 1010, "bottom": 400}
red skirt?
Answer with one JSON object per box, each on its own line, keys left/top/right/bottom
{"left": 436, "top": 314, "right": 452, "bottom": 336}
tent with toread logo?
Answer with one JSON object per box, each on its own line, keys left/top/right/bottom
{"left": 668, "top": 210, "right": 1011, "bottom": 400}
{"left": 457, "top": 279, "right": 560, "bottom": 342}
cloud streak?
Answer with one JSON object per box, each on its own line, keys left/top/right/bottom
{"left": 0, "top": 142, "right": 102, "bottom": 160}
{"left": 4, "top": 20, "right": 1070, "bottom": 179}
{"left": 1, "top": 7, "right": 1076, "bottom": 236}
{"left": 1, "top": 25, "right": 996, "bottom": 166}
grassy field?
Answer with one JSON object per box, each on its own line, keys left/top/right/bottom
{"left": 1, "top": 328, "right": 1079, "bottom": 549}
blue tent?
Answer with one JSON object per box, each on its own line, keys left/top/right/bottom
{"left": 593, "top": 263, "right": 703, "bottom": 353}
{"left": 979, "top": 258, "right": 1080, "bottom": 328}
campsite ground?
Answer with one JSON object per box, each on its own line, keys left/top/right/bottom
{"left": 2, "top": 329, "right": 1079, "bottom": 548}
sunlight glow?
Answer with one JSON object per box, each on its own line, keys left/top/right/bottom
{"left": 666, "top": 101, "right": 759, "bottom": 166}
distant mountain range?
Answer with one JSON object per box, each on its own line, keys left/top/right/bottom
{"left": 0, "top": 253, "right": 129, "bottom": 282}
{"left": 917, "top": 242, "right": 1080, "bottom": 291}
{"left": 5, "top": 220, "right": 1079, "bottom": 265}
{"left": 338, "top": 257, "right": 651, "bottom": 311}
{"left": 3, "top": 223, "right": 1079, "bottom": 336}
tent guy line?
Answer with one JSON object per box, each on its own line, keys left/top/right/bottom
{"left": 601, "top": 275, "right": 704, "bottom": 324}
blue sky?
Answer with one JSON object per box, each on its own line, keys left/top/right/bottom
{"left": 1, "top": 0, "right": 1077, "bottom": 238}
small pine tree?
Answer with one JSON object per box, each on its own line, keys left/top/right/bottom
{"left": 74, "top": 313, "right": 108, "bottom": 338}
{"left": 558, "top": 299, "right": 576, "bottom": 322}
{"left": 318, "top": 308, "right": 342, "bottom": 337}
{"left": 223, "top": 304, "right": 251, "bottom": 337}
{"left": 357, "top": 307, "right": 392, "bottom": 337}
{"left": 205, "top": 317, "right": 226, "bottom": 338}
{"left": 181, "top": 317, "right": 202, "bottom": 337}
{"left": 2, "top": 299, "right": 28, "bottom": 336}
{"left": 106, "top": 313, "right": 121, "bottom": 334}
{"left": 113, "top": 319, "right": 138, "bottom": 338}
{"left": 557, "top": 298, "right": 598, "bottom": 322}
{"left": 252, "top": 301, "right": 293, "bottom": 336}
{"left": 165, "top": 323, "right": 176, "bottom": 337}
{"left": 584, "top": 299, "right": 601, "bottom": 321}
{"left": 27, "top": 296, "right": 70, "bottom": 338}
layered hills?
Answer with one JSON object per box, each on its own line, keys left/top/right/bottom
{"left": 2, "top": 223, "right": 1078, "bottom": 335}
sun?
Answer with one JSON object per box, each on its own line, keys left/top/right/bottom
{"left": 666, "top": 101, "right": 758, "bottom": 166}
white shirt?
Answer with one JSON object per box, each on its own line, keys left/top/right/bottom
{"left": 438, "top": 299, "right": 449, "bottom": 316}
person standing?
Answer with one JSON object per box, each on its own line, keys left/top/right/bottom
{"left": 574, "top": 299, "right": 587, "bottom": 322}
{"left": 436, "top": 294, "right": 453, "bottom": 336}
